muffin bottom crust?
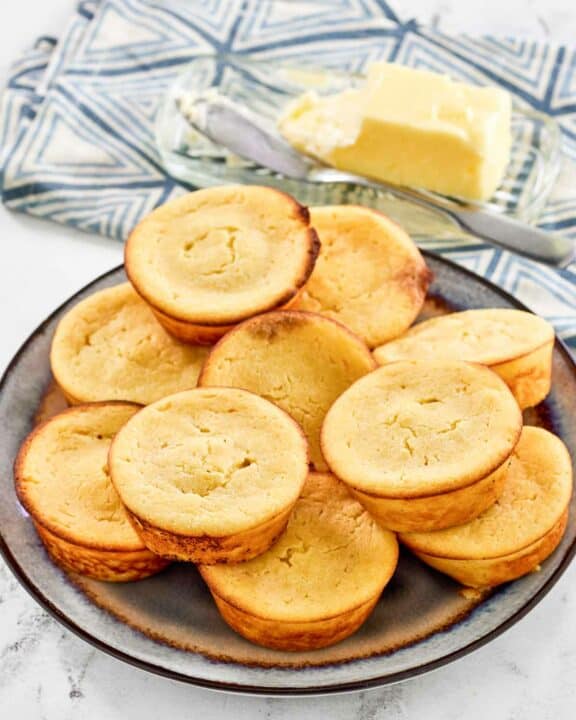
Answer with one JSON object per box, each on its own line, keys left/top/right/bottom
{"left": 126, "top": 503, "right": 296, "bottom": 564}
{"left": 491, "top": 340, "right": 553, "bottom": 409}
{"left": 408, "top": 508, "right": 568, "bottom": 588}
{"left": 150, "top": 290, "right": 303, "bottom": 345}
{"left": 35, "top": 522, "right": 169, "bottom": 582}
{"left": 206, "top": 590, "right": 381, "bottom": 651}
{"left": 348, "top": 457, "right": 510, "bottom": 533}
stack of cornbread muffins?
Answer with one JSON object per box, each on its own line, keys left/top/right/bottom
{"left": 14, "top": 185, "right": 572, "bottom": 652}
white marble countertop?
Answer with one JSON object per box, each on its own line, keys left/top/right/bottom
{"left": 1, "top": 1, "right": 575, "bottom": 718}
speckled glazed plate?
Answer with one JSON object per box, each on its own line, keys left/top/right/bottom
{"left": 1, "top": 253, "right": 575, "bottom": 696}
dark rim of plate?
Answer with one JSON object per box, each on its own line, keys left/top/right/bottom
{"left": 0, "top": 251, "right": 575, "bottom": 696}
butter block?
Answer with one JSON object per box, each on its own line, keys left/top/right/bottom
{"left": 279, "top": 63, "right": 512, "bottom": 201}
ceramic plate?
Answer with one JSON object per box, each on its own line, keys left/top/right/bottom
{"left": 1, "top": 253, "right": 575, "bottom": 696}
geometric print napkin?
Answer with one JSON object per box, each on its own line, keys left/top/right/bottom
{"left": 1, "top": 0, "right": 575, "bottom": 348}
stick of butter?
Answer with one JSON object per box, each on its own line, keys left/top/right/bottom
{"left": 278, "top": 63, "right": 512, "bottom": 201}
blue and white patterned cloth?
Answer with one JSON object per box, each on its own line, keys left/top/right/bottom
{"left": 1, "top": 0, "right": 576, "bottom": 348}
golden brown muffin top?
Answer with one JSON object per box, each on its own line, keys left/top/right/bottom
{"left": 50, "top": 283, "right": 209, "bottom": 405}
{"left": 15, "top": 403, "right": 144, "bottom": 551}
{"left": 198, "top": 310, "right": 376, "bottom": 471}
{"left": 108, "top": 388, "right": 308, "bottom": 536}
{"left": 374, "top": 308, "right": 554, "bottom": 366}
{"left": 125, "top": 185, "right": 319, "bottom": 325}
{"left": 300, "top": 206, "right": 430, "bottom": 347}
{"left": 200, "top": 472, "right": 398, "bottom": 623}
{"left": 401, "top": 426, "right": 572, "bottom": 559}
{"left": 321, "top": 360, "right": 522, "bottom": 497}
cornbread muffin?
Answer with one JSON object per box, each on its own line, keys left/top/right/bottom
{"left": 321, "top": 360, "right": 523, "bottom": 531}
{"left": 15, "top": 403, "right": 168, "bottom": 582}
{"left": 108, "top": 388, "right": 308, "bottom": 564}
{"left": 373, "top": 309, "right": 554, "bottom": 408}
{"left": 198, "top": 310, "right": 376, "bottom": 470}
{"left": 401, "top": 427, "right": 573, "bottom": 587}
{"left": 299, "top": 206, "right": 431, "bottom": 346}
{"left": 50, "top": 283, "right": 209, "bottom": 405}
{"left": 200, "top": 472, "right": 399, "bottom": 651}
{"left": 125, "top": 185, "right": 320, "bottom": 343}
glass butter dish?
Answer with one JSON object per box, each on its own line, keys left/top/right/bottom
{"left": 156, "top": 54, "right": 562, "bottom": 242}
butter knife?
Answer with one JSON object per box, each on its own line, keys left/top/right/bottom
{"left": 178, "top": 93, "right": 574, "bottom": 267}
